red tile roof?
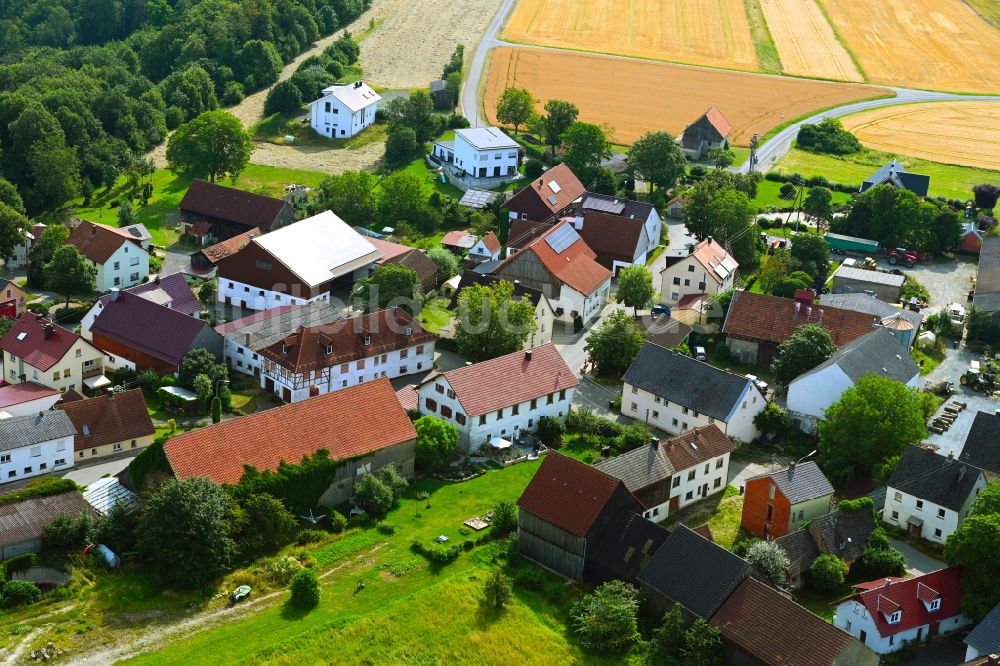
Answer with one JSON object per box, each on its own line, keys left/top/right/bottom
{"left": 703, "top": 105, "right": 733, "bottom": 139}
{"left": 479, "top": 231, "right": 501, "bottom": 255}
{"left": 199, "top": 228, "right": 261, "bottom": 264}
{"left": 853, "top": 577, "right": 906, "bottom": 591}
{"left": 851, "top": 568, "right": 964, "bottom": 637}
{"left": 691, "top": 238, "right": 739, "bottom": 284}
{"left": 431, "top": 343, "right": 578, "bottom": 417}
{"left": 179, "top": 179, "right": 289, "bottom": 231}
{"left": 396, "top": 384, "right": 419, "bottom": 411}
{"left": 723, "top": 291, "right": 876, "bottom": 347}
{"left": 368, "top": 237, "right": 415, "bottom": 262}
{"left": 507, "top": 163, "right": 586, "bottom": 217}
{"left": 441, "top": 230, "right": 476, "bottom": 249}
{"left": 517, "top": 452, "right": 629, "bottom": 537}
{"left": 259, "top": 308, "right": 435, "bottom": 374}
{"left": 165, "top": 378, "right": 416, "bottom": 485}
{"left": 0, "top": 315, "right": 84, "bottom": 371}
{"left": 67, "top": 221, "right": 139, "bottom": 264}
{"left": 497, "top": 221, "right": 612, "bottom": 296}
{"left": 661, "top": 425, "right": 737, "bottom": 471}
{"left": 56, "top": 389, "right": 155, "bottom": 452}
{"left": 0, "top": 381, "right": 60, "bottom": 409}
{"left": 712, "top": 578, "right": 862, "bottom": 666}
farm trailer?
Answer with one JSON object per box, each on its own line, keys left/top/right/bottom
{"left": 824, "top": 233, "right": 880, "bottom": 256}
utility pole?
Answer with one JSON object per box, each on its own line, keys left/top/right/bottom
{"left": 748, "top": 134, "right": 762, "bottom": 171}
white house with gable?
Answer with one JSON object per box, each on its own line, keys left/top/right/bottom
{"left": 432, "top": 127, "right": 520, "bottom": 181}
{"left": 309, "top": 82, "right": 381, "bottom": 139}
{"left": 0, "top": 411, "right": 76, "bottom": 485}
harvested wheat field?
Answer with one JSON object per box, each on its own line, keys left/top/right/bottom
{"left": 758, "top": 0, "right": 861, "bottom": 82}
{"left": 818, "top": 0, "right": 1000, "bottom": 94}
{"left": 485, "top": 47, "right": 889, "bottom": 145}
{"left": 840, "top": 102, "right": 1000, "bottom": 171}
{"left": 502, "top": 0, "right": 759, "bottom": 71}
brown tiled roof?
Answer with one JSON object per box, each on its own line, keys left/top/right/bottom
{"left": 711, "top": 578, "right": 861, "bottom": 666}
{"left": 480, "top": 231, "right": 501, "bottom": 255}
{"left": 179, "top": 179, "right": 289, "bottom": 231}
{"left": 723, "top": 291, "right": 876, "bottom": 347}
{"left": 0, "top": 491, "right": 96, "bottom": 546}
{"left": 67, "top": 221, "right": 138, "bottom": 264}
{"left": 507, "top": 163, "right": 586, "bottom": 216}
{"left": 575, "top": 212, "right": 645, "bottom": 264}
{"left": 59, "top": 388, "right": 85, "bottom": 403}
{"left": 517, "top": 452, "right": 627, "bottom": 537}
{"left": 259, "top": 308, "right": 435, "bottom": 374}
{"left": 661, "top": 425, "right": 737, "bottom": 471}
{"left": 506, "top": 219, "right": 551, "bottom": 249}
{"left": 199, "top": 228, "right": 261, "bottom": 265}
{"left": 0, "top": 381, "right": 60, "bottom": 409}
{"left": 0, "top": 315, "right": 84, "bottom": 371}
{"left": 693, "top": 525, "right": 715, "bottom": 542}
{"left": 56, "top": 389, "right": 155, "bottom": 452}
{"left": 703, "top": 105, "right": 733, "bottom": 138}
{"left": 395, "top": 384, "right": 419, "bottom": 411}
{"left": 368, "top": 237, "right": 415, "bottom": 262}
{"left": 496, "top": 221, "right": 612, "bottom": 295}
{"left": 382, "top": 249, "right": 438, "bottom": 292}
{"left": 431, "top": 343, "right": 578, "bottom": 417}
{"left": 164, "top": 378, "right": 416, "bottom": 485}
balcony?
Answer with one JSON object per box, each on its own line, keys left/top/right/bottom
{"left": 82, "top": 366, "right": 104, "bottom": 379}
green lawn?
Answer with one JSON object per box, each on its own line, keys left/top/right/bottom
{"left": 911, "top": 345, "right": 944, "bottom": 376}
{"left": 393, "top": 155, "right": 465, "bottom": 200}
{"left": 251, "top": 112, "right": 388, "bottom": 150}
{"left": 752, "top": 178, "right": 851, "bottom": 212}
{"left": 419, "top": 297, "right": 452, "bottom": 335}
{"left": 664, "top": 485, "right": 744, "bottom": 551}
{"left": 121, "top": 460, "right": 614, "bottom": 666}
{"left": 72, "top": 165, "right": 328, "bottom": 247}
{"left": 774, "top": 148, "right": 1000, "bottom": 202}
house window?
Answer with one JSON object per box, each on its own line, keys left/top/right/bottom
{"left": 891, "top": 510, "right": 899, "bottom": 520}
{"left": 683, "top": 279, "right": 690, "bottom": 287}
{"left": 417, "top": 345, "right": 424, "bottom": 354}
{"left": 131, "top": 440, "right": 137, "bottom": 448}
{"left": 56, "top": 441, "right": 65, "bottom": 452}
{"left": 479, "top": 415, "right": 486, "bottom": 426}
{"left": 768, "top": 484, "right": 776, "bottom": 500}
{"left": 447, "top": 389, "right": 456, "bottom": 399}
{"left": 687, "top": 265, "right": 695, "bottom": 272}
{"left": 631, "top": 402, "right": 638, "bottom": 411}
{"left": 113, "top": 261, "right": 120, "bottom": 270}
{"left": 685, "top": 491, "right": 693, "bottom": 501}
{"left": 512, "top": 404, "right": 519, "bottom": 416}
{"left": 339, "top": 362, "right": 349, "bottom": 372}
{"left": 441, "top": 406, "right": 453, "bottom": 418}
{"left": 400, "top": 349, "right": 408, "bottom": 359}
{"left": 653, "top": 396, "right": 661, "bottom": 404}
{"left": 436, "top": 383, "right": 444, "bottom": 394}
{"left": 937, "top": 508, "right": 945, "bottom": 519}
{"left": 672, "top": 277, "right": 680, "bottom": 285}
{"left": 704, "top": 463, "right": 710, "bottom": 474}
{"left": 715, "top": 458, "right": 723, "bottom": 469}
{"left": 714, "top": 478, "right": 721, "bottom": 488}
{"left": 400, "top": 366, "right": 408, "bottom": 374}
{"left": 425, "top": 398, "right": 437, "bottom": 412}
{"left": 530, "top": 399, "right": 537, "bottom": 410}
{"left": 55, "top": 458, "right": 65, "bottom": 466}
{"left": 547, "top": 394, "right": 554, "bottom": 404}
{"left": 916, "top": 500, "right": 923, "bottom": 510}
{"left": 652, "top": 410, "right": 659, "bottom": 419}
{"left": 889, "top": 611, "right": 901, "bottom": 624}
{"left": 687, "top": 470, "right": 696, "bottom": 481}
{"left": 698, "top": 282, "right": 706, "bottom": 290}
{"left": 631, "top": 386, "right": 638, "bottom": 394}
{"left": 894, "top": 491, "right": 902, "bottom": 501}
{"left": 496, "top": 409, "right": 503, "bottom": 419}
{"left": 889, "top": 636, "right": 895, "bottom": 646}
{"left": 63, "top": 368, "right": 71, "bottom": 378}
{"left": 929, "top": 599, "right": 940, "bottom": 611}
{"left": 456, "top": 413, "right": 466, "bottom": 425}
{"left": 0, "top": 454, "right": 9, "bottom": 463}
{"left": 130, "top": 256, "right": 140, "bottom": 266}
{"left": 23, "top": 467, "right": 32, "bottom": 474}
{"left": 672, "top": 418, "right": 678, "bottom": 427}
{"left": 113, "top": 443, "right": 122, "bottom": 452}
{"left": 30, "top": 447, "right": 40, "bottom": 457}
{"left": 672, "top": 477, "right": 680, "bottom": 488}
{"left": 934, "top": 528, "right": 942, "bottom": 538}
{"left": 766, "top": 504, "right": 774, "bottom": 520}
{"left": 357, "top": 359, "right": 365, "bottom": 370}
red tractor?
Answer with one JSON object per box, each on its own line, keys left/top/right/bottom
{"left": 887, "top": 247, "right": 918, "bottom": 268}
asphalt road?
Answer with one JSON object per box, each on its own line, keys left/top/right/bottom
{"left": 461, "top": 0, "right": 518, "bottom": 127}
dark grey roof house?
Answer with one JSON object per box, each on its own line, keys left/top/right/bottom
{"left": 0, "top": 411, "right": 76, "bottom": 452}
{"left": 774, "top": 507, "right": 876, "bottom": 588}
{"left": 635, "top": 314, "right": 692, "bottom": 350}
{"left": 966, "top": 601, "right": 1000, "bottom": 661}
{"left": 958, "top": 411, "right": 1000, "bottom": 477}
{"left": 587, "top": 509, "right": 670, "bottom": 584}
{"left": 753, "top": 461, "right": 835, "bottom": 505}
{"left": 974, "top": 237, "right": 1000, "bottom": 315}
{"left": 636, "top": 524, "right": 749, "bottom": 620}
{"left": 792, "top": 328, "right": 919, "bottom": 386}
{"left": 0, "top": 490, "right": 95, "bottom": 560}
{"left": 860, "top": 160, "right": 930, "bottom": 197}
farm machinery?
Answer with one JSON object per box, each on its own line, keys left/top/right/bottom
{"left": 960, "top": 360, "right": 998, "bottom": 392}
{"left": 886, "top": 247, "right": 919, "bottom": 268}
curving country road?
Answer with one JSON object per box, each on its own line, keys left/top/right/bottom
{"left": 460, "top": 0, "right": 1000, "bottom": 162}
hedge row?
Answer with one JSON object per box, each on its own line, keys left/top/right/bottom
{"left": 764, "top": 171, "right": 858, "bottom": 194}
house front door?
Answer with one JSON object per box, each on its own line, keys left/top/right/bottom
{"left": 929, "top": 622, "right": 939, "bottom": 637}
{"left": 669, "top": 496, "right": 679, "bottom": 513}
{"left": 265, "top": 378, "right": 274, "bottom": 393}
{"left": 702, "top": 483, "right": 709, "bottom": 497}
{"left": 282, "top": 387, "right": 292, "bottom": 402}
{"left": 859, "top": 630, "right": 867, "bottom": 644}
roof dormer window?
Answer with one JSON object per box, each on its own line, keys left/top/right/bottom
{"left": 325, "top": 344, "right": 333, "bottom": 355}
{"left": 363, "top": 335, "right": 371, "bottom": 346}
{"left": 404, "top": 327, "right": 412, "bottom": 336}
{"left": 889, "top": 610, "right": 901, "bottom": 624}
{"left": 928, "top": 598, "right": 940, "bottom": 612}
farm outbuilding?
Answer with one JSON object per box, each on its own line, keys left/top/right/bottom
{"left": 429, "top": 80, "right": 453, "bottom": 110}
{"left": 831, "top": 265, "right": 905, "bottom": 302}
{"left": 0, "top": 491, "right": 95, "bottom": 561}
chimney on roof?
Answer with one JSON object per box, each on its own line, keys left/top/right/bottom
{"left": 154, "top": 275, "right": 160, "bottom": 284}
{"left": 245, "top": 332, "right": 251, "bottom": 346}
{"left": 36, "top": 411, "right": 44, "bottom": 424}
{"left": 948, "top": 450, "right": 954, "bottom": 460}
{"left": 818, "top": 309, "right": 824, "bottom": 322}
{"left": 793, "top": 301, "right": 801, "bottom": 319}
{"left": 805, "top": 306, "right": 812, "bottom": 321}
{"left": 525, "top": 349, "right": 532, "bottom": 362}
{"left": 884, "top": 578, "right": 892, "bottom": 587}
{"left": 872, "top": 316, "right": 880, "bottom": 329}
{"left": 788, "top": 461, "right": 796, "bottom": 479}
{"left": 111, "top": 288, "right": 120, "bottom": 302}
{"left": 988, "top": 654, "right": 1000, "bottom": 666}
{"left": 90, "top": 225, "right": 97, "bottom": 235}
{"left": 44, "top": 324, "right": 53, "bottom": 340}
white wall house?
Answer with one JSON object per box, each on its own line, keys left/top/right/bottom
{"left": 883, "top": 446, "right": 986, "bottom": 545}
{"left": 834, "top": 569, "right": 971, "bottom": 654}
{"left": 621, "top": 343, "right": 766, "bottom": 443}
{"left": 416, "top": 344, "right": 578, "bottom": 452}
{"left": 96, "top": 242, "right": 149, "bottom": 293}
{"left": 660, "top": 238, "right": 738, "bottom": 305}
{"left": 787, "top": 328, "right": 920, "bottom": 434}
{"left": 309, "top": 82, "right": 381, "bottom": 139}
{"left": 433, "top": 127, "right": 520, "bottom": 180}
{"left": 0, "top": 411, "right": 76, "bottom": 485}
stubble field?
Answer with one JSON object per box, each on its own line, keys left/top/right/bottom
{"left": 502, "top": 0, "right": 759, "bottom": 71}
{"left": 758, "top": 0, "right": 861, "bottom": 82}
{"left": 485, "top": 47, "right": 889, "bottom": 145}
{"left": 817, "top": 0, "right": 1000, "bottom": 94}
{"left": 839, "top": 102, "right": 1000, "bottom": 171}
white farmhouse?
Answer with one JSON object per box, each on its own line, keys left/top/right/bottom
{"left": 66, "top": 221, "right": 150, "bottom": 293}
{"left": 834, "top": 568, "right": 970, "bottom": 654}
{"left": 0, "top": 411, "right": 76, "bottom": 485}
{"left": 416, "top": 343, "right": 578, "bottom": 452}
{"left": 309, "top": 82, "right": 381, "bottom": 139}
{"left": 621, "top": 342, "right": 766, "bottom": 443}
{"left": 787, "top": 328, "right": 920, "bottom": 433}
{"left": 432, "top": 127, "right": 520, "bottom": 180}
{"left": 660, "top": 238, "right": 738, "bottom": 306}
{"left": 883, "top": 445, "right": 986, "bottom": 544}
{"left": 258, "top": 308, "right": 435, "bottom": 403}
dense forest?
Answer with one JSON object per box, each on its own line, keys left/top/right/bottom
{"left": 0, "top": 0, "right": 371, "bottom": 215}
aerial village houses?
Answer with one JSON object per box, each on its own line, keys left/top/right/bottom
{"left": 163, "top": 379, "right": 416, "bottom": 507}
{"left": 189, "top": 229, "right": 261, "bottom": 275}
{"left": 884, "top": 445, "right": 986, "bottom": 544}
{"left": 959, "top": 410, "right": 1000, "bottom": 480}
{"left": 774, "top": 506, "right": 877, "bottom": 588}
{"left": 179, "top": 180, "right": 293, "bottom": 243}
{"left": 566, "top": 208, "right": 649, "bottom": 274}
{"left": 831, "top": 264, "right": 906, "bottom": 302}
{"left": 258, "top": 308, "right": 435, "bottom": 403}
{"left": 440, "top": 230, "right": 477, "bottom": 254}
{"left": 578, "top": 192, "right": 661, "bottom": 259}
{"left": 820, "top": 292, "right": 923, "bottom": 349}
{"left": 492, "top": 221, "right": 612, "bottom": 327}
{"left": 723, "top": 290, "right": 878, "bottom": 367}
{"left": 448, "top": 271, "right": 555, "bottom": 348}
{"left": 504, "top": 163, "right": 585, "bottom": 224}
{"left": 621, "top": 343, "right": 766, "bottom": 442}
{"left": 787, "top": 328, "right": 920, "bottom": 433}
{"left": 0, "top": 410, "right": 76, "bottom": 484}
{"left": 0, "top": 279, "right": 27, "bottom": 320}
{"left": 80, "top": 273, "right": 202, "bottom": 338}
{"left": 88, "top": 289, "right": 222, "bottom": 373}
{"left": 0, "top": 382, "right": 60, "bottom": 418}
{"left": 416, "top": 343, "right": 577, "bottom": 451}
{"left": 1, "top": 315, "right": 105, "bottom": 393}
{"left": 516, "top": 452, "right": 644, "bottom": 581}
{"left": 66, "top": 221, "right": 149, "bottom": 292}
{"left": 712, "top": 577, "right": 879, "bottom": 666}
{"left": 595, "top": 424, "right": 737, "bottom": 520}
{"left": 860, "top": 159, "right": 930, "bottom": 198}
{"left": 0, "top": 490, "right": 95, "bottom": 560}
{"left": 961, "top": 220, "right": 985, "bottom": 254}
{"left": 309, "top": 82, "right": 381, "bottom": 139}
{"left": 835, "top": 568, "right": 970, "bottom": 653}
{"left": 366, "top": 237, "right": 439, "bottom": 293}
{"left": 431, "top": 127, "right": 520, "bottom": 183}
{"left": 216, "top": 210, "right": 383, "bottom": 311}
{"left": 215, "top": 302, "right": 342, "bottom": 378}
{"left": 467, "top": 231, "right": 502, "bottom": 262}
{"left": 56, "top": 389, "right": 155, "bottom": 460}
{"left": 680, "top": 106, "right": 732, "bottom": 160}
{"left": 740, "top": 461, "right": 835, "bottom": 539}
{"left": 660, "top": 238, "right": 738, "bottom": 306}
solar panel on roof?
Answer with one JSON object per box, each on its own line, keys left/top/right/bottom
{"left": 546, "top": 195, "right": 559, "bottom": 206}
{"left": 582, "top": 197, "right": 626, "bottom": 215}
{"left": 720, "top": 258, "right": 737, "bottom": 272}
{"left": 544, "top": 224, "right": 580, "bottom": 254}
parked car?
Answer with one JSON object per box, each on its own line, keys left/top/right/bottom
{"left": 651, "top": 304, "right": 670, "bottom": 316}
{"left": 694, "top": 346, "right": 707, "bottom": 361}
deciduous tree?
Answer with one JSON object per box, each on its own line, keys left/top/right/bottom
{"left": 483, "top": 568, "right": 512, "bottom": 609}
{"left": 746, "top": 539, "right": 789, "bottom": 588}
{"left": 584, "top": 309, "right": 644, "bottom": 377}
{"left": 681, "top": 619, "right": 723, "bottom": 666}
{"left": 707, "top": 146, "right": 734, "bottom": 170}
{"left": 561, "top": 122, "right": 611, "bottom": 185}
{"left": 414, "top": 415, "right": 459, "bottom": 471}
{"left": 44, "top": 245, "right": 97, "bottom": 306}
{"left": 789, "top": 232, "right": 832, "bottom": 283}
{"left": 166, "top": 110, "right": 254, "bottom": 182}
{"left": 0, "top": 202, "right": 30, "bottom": 265}
{"left": 495, "top": 87, "right": 535, "bottom": 135}
{"left": 454, "top": 280, "right": 536, "bottom": 361}
{"left": 627, "top": 131, "right": 686, "bottom": 191}
{"left": 947, "top": 513, "right": 1000, "bottom": 620}
{"left": 770, "top": 323, "right": 836, "bottom": 385}
{"left": 650, "top": 603, "right": 686, "bottom": 663}
{"left": 310, "top": 170, "right": 375, "bottom": 224}
{"left": 570, "top": 580, "right": 640, "bottom": 652}
{"left": 803, "top": 187, "right": 834, "bottom": 231}
{"left": 353, "top": 263, "right": 422, "bottom": 316}
{"left": 538, "top": 99, "right": 578, "bottom": 155}
{"left": 288, "top": 567, "right": 320, "bottom": 608}
{"left": 426, "top": 247, "right": 459, "bottom": 285}
{"left": 616, "top": 265, "right": 655, "bottom": 316}
{"left": 810, "top": 554, "right": 847, "bottom": 591}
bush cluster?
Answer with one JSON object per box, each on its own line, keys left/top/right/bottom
{"left": 764, "top": 171, "right": 858, "bottom": 194}
{"left": 410, "top": 540, "right": 462, "bottom": 564}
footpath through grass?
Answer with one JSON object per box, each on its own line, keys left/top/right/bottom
{"left": 124, "top": 460, "right": 610, "bottom": 666}
{"left": 72, "top": 165, "right": 327, "bottom": 246}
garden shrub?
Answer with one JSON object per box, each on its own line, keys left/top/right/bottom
{"left": 463, "top": 539, "right": 475, "bottom": 551}
{"left": 288, "top": 567, "right": 320, "bottom": 609}
{"left": 810, "top": 554, "right": 847, "bottom": 591}
{"left": 295, "top": 529, "right": 326, "bottom": 545}
{"left": 536, "top": 415, "right": 565, "bottom": 445}
{"left": 491, "top": 500, "right": 518, "bottom": 536}
{"left": 2, "top": 554, "right": 37, "bottom": 579}
{"left": 376, "top": 522, "right": 396, "bottom": 535}
{"left": 410, "top": 541, "right": 461, "bottom": 564}
{"left": 513, "top": 565, "right": 549, "bottom": 590}
{"left": 483, "top": 568, "right": 512, "bottom": 608}
{"left": 324, "top": 508, "right": 348, "bottom": 533}
{"left": 263, "top": 555, "right": 303, "bottom": 585}
{"left": 0, "top": 580, "right": 41, "bottom": 608}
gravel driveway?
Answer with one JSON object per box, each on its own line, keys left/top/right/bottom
{"left": 922, "top": 345, "right": 1000, "bottom": 458}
